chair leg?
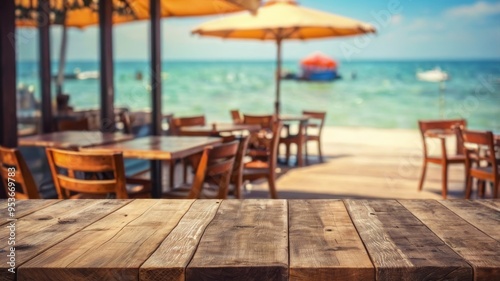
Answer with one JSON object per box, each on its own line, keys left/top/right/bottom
{"left": 182, "top": 160, "right": 188, "bottom": 184}
{"left": 305, "top": 140, "right": 309, "bottom": 165}
{"left": 478, "top": 180, "right": 485, "bottom": 198}
{"left": 441, "top": 164, "right": 448, "bottom": 199}
{"left": 234, "top": 175, "right": 243, "bottom": 199}
{"left": 494, "top": 179, "right": 499, "bottom": 199}
{"left": 285, "top": 143, "right": 290, "bottom": 165}
{"left": 317, "top": 140, "right": 323, "bottom": 163}
{"left": 169, "top": 160, "right": 175, "bottom": 188}
{"left": 465, "top": 174, "right": 473, "bottom": 199}
{"left": 418, "top": 161, "right": 428, "bottom": 191}
{"left": 267, "top": 174, "right": 278, "bottom": 199}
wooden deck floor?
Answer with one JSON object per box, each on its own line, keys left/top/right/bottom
{"left": 248, "top": 126, "right": 474, "bottom": 199}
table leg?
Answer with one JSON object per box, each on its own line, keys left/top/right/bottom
{"left": 150, "top": 160, "right": 162, "bottom": 198}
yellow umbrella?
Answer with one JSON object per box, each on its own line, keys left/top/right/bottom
{"left": 15, "top": 0, "right": 261, "bottom": 28}
{"left": 193, "top": 0, "right": 376, "bottom": 114}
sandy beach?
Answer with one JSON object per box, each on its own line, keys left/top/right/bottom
{"left": 248, "top": 126, "right": 470, "bottom": 199}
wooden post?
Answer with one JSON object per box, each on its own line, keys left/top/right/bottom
{"left": 99, "top": 0, "right": 115, "bottom": 132}
{"left": 0, "top": 0, "right": 18, "bottom": 148}
{"left": 275, "top": 39, "right": 282, "bottom": 116}
{"left": 39, "top": 0, "right": 53, "bottom": 133}
{"left": 150, "top": 0, "right": 163, "bottom": 198}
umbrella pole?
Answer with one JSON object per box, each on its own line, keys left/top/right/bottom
{"left": 275, "top": 39, "right": 282, "bottom": 116}
{"left": 56, "top": 23, "right": 68, "bottom": 97}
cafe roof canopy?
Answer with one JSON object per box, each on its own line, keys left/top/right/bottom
{"left": 15, "top": 0, "right": 260, "bottom": 27}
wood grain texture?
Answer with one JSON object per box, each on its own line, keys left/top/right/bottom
{"left": 18, "top": 199, "right": 194, "bottom": 281}
{"left": 439, "top": 200, "right": 500, "bottom": 241}
{"left": 344, "top": 199, "right": 472, "bottom": 281}
{"left": 19, "top": 131, "right": 134, "bottom": 148}
{"left": 186, "top": 200, "right": 289, "bottom": 281}
{"left": 83, "top": 136, "right": 222, "bottom": 160}
{"left": 140, "top": 200, "right": 221, "bottom": 281}
{"left": 288, "top": 200, "right": 374, "bottom": 281}
{"left": 1, "top": 199, "right": 129, "bottom": 281}
{"left": 0, "top": 199, "right": 59, "bottom": 225}
{"left": 477, "top": 199, "right": 500, "bottom": 211}
{"left": 400, "top": 199, "right": 500, "bottom": 281}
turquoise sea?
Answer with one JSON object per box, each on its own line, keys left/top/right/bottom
{"left": 17, "top": 60, "right": 500, "bottom": 130}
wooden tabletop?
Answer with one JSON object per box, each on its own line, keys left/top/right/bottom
{"left": 279, "top": 115, "right": 310, "bottom": 122}
{"left": 6, "top": 199, "right": 499, "bottom": 281}
{"left": 179, "top": 123, "right": 261, "bottom": 136}
{"left": 81, "top": 136, "right": 222, "bottom": 160}
{"left": 19, "top": 131, "right": 135, "bottom": 149}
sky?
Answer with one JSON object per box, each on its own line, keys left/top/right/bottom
{"left": 16, "top": 0, "right": 500, "bottom": 61}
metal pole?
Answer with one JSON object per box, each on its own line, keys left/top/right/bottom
{"left": 275, "top": 39, "right": 282, "bottom": 116}
{"left": 39, "top": 0, "right": 53, "bottom": 133}
{"left": 0, "top": 0, "right": 18, "bottom": 148}
{"left": 150, "top": 0, "right": 163, "bottom": 198}
{"left": 99, "top": 0, "right": 115, "bottom": 132}
{"left": 56, "top": 22, "right": 68, "bottom": 97}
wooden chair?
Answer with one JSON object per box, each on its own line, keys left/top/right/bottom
{"left": 243, "top": 114, "right": 275, "bottom": 131}
{"left": 462, "top": 130, "right": 499, "bottom": 199}
{"left": 242, "top": 121, "right": 283, "bottom": 199}
{"left": 46, "top": 148, "right": 150, "bottom": 199}
{"left": 229, "top": 135, "right": 250, "bottom": 199}
{"left": 57, "top": 118, "right": 90, "bottom": 131}
{"left": 168, "top": 115, "right": 207, "bottom": 185}
{"left": 303, "top": 111, "right": 326, "bottom": 163}
{"left": 0, "top": 146, "right": 40, "bottom": 199}
{"left": 163, "top": 141, "right": 238, "bottom": 199}
{"left": 230, "top": 110, "right": 243, "bottom": 124}
{"left": 418, "top": 119, "right": 467, "bottom": 199}
{"left": 169, "top": 115, "right": 206, "bottom": 136}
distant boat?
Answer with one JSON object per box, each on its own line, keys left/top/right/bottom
{"left": 53, "top": 68, "right": 99, "bottom": 80}
{"left": 416, "top": 67, "right": 449, "bottom": 82}
{"left": 281, "top": 52, "right": 341, "bottom": 82}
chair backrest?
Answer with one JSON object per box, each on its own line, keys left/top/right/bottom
{"left": 0, "top": 146, "right": 40, "bottom": 199}
{"left": 462, "top": 130, "right": 497, "bottom": 173}
{"left": 188, "top": 141, "right": 238, "bottom": 199}
{"left": 46, "top": 148, "right": 128, "bottom": 199}
{"left": 243, "top": 114, "right": 275, "bottom": 131}
{"left": 57, "top": 118, "right": 90, "bottom": 131}
{"left": 418, "top": 119, "right": 467, "bottom": 156}
{"left": 303, "top": 110, "right": 326, "bottom": 136}
{"left": 246, "top": 121, "right": 283, "bottom": 169}
{"left": 229, "top": 135, "right": 250, "bottom": 178}
{"left": 170, "top": 115, "right": 206, "bottom": 135}
{"left": 230, "top": 110, "right": 243, "bottom": 124}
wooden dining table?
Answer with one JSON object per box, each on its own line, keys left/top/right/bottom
{"left": 82, "top": 136, "right": 222, "bottom": 197}
{"left": 5, "top": 199, "right": 499, "bottom": 281}
{"left": 19, "top": 131, "right": 135, "bottom": 149}
{"left": 179, "top": 123, "right": 261, "bottom": 137}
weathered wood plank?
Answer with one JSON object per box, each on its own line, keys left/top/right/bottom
{"left": 289, "top": 200, "right": 374, "bottom": 281}
{"left": 344, "top": 199, "right": 472, "bottom": 281}
{"left": 439, "top": 200, "right": 500, "bottom": 241}
{"left": 1, "top": 199, "right": 130, "bottom": 281}
{"left": 0, "top": 199, "right": 59, "bottom": 226}
{"left": 140, "top": 200, "right": 221, "bottom": 281}
{"left": 186, "top": 200, "right": 288, "bottom": 281}
{"left": 18, "top": 199, "right": 194, "bottom": 281}
{"left": 477, "top": 200, "right": 500, "bottom": 212}
{"left": 400, "top": 199, "right": 500, "bottom": 281}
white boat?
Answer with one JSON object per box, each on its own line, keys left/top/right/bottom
{"left": 76, "top": 70, "right": 99, "bottom": 80}
{"left": 416, "top": 67, "right": 449, "bottom": 82}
